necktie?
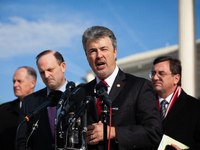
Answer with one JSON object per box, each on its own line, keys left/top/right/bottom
{"left": 96, "top": 80, "right": 107, "bottom": 117}
{"left": 48, "top": 106, "right": 56, "bottom": 137}
{"left": 160, "top": 100, "right": 168, "bottom": 120}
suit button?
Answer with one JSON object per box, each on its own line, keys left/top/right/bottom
{"left": 52, "top": 144, "right": 55, "bottom": 147}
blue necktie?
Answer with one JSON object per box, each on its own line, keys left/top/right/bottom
{"left": 160, "top": 100, "right": 168, "bottom": 120}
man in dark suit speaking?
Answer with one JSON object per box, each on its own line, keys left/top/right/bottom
{"left": 82, "top": 26, "right": 162, "bottom": 150}
{"left": 0, "top": 66, "right": 37, "bottom": 150}
{"left": 150, "top": 56, "right": 200, "bottom": 149}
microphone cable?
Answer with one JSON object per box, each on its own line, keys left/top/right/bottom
{"left": 108, "top": 105, "right": 112, "bottom": 150}
{"left": 15, "top": 119, "right": 26, "bottom": 150}
{"left": 25, "top": 119, "right": 39, "bottom": 150}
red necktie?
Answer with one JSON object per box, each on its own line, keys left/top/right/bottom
{"left": 96, "top": 80, "right": 107, "bottom": 117}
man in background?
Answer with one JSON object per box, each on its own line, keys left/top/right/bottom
{"left": 150, "top": 56, "right": 200, "bottom": 149}
{"left": 16, "top": 50, "right": 68, "bottom": 150}
{"left": 0, "top": 66, "right": 37, "bottom": 150}
{"left": 82, "top": 26, "right": 162, "bottom": 150}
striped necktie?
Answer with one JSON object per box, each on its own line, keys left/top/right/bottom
{"left": 160, "top": 100, "right": 168, "bottom": 120}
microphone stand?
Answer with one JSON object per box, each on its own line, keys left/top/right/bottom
{"left": 80, "top": 110, "right": 87, "bottom": 150}
{"left": 96, "top": 92, "right": 111, "bottom": 150}
{"left": 102, "top": 102, "right": 108, "bottom": 150}
{"left": 25, "top": 119, "right": 39, "bottom": 150}
{"left": 55, "top": 108, "right": 58, "bottom": 150}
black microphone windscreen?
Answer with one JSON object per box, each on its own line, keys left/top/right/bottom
{"left": 66, "top": 81, "right": 75, "bottom": 90}
{"left": 69, "top": 87, "right": 86, "bottom": 104}
{"left": 84, "top": 95, "right": 93, "bottom": 109}
{"left": 48, "top": 90, "right": 63, "bottom": 107}
{"left": 84, "top": 95, "right": 93, "bottom": 103}
{"left": 96, "top": 82, "right": 107, "bottom": 92}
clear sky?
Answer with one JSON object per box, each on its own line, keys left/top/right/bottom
{"left": 0, "top": 0, "right": 200, "bottom": 103}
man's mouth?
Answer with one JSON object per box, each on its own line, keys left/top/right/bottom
{"left": 153, "top": 82, "right": 161, "bottom": 86}
{"left": 46, "top": 78, "right": 53, "bottom": 83}
{"left": 97, "top": 62, "right": 105, "bottom": 67}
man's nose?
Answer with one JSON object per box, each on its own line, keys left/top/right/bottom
{"left": 44, "top": 72, "right": 50, "bottom": 79}
{"left": 14, "top": 81, "right": 19, "bottom": 87}
{"left": 151, "top": 73, "right": 160, "bottom": 80}
{"left": 96, "top": 50, "right": 103, "bottom": 58}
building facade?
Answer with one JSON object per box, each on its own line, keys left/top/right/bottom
{"left": 83, "top": 40, "right": 200, "bottom": 99}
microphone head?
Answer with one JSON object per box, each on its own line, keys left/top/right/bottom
{"left": 84, "top": 96, "right": 93, "bottom": 109}
{"left": 69, "top": 87, "right": 86, "bottom": 104}
{"left": 66, "top": 81, "right": 75, "bottom": 90}
{"left": 48, "top": 90, "right": 63, "bottom": 107}
{"left": 96, "top": 82, "right": 108, "bottom": 92}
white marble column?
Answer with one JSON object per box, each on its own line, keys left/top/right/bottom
{"left": 178, "top": 0, "right": 197, "bottom": 97}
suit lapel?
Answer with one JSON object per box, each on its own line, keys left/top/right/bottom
{"left": 109, "top": 69, "right": 126, "bottom": 103}
{"left": 163, "top": 90, "right": 187, "bottom": 126}
{"left": 38, "top": 89, "right": 54, "bottom": 140}
{"left": 40, "top": 108, "right": 53, "bottom": 138}
{"left": 86, "top": 70, "right": 126, "bottom": 123}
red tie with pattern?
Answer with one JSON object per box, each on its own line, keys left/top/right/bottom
{"left": 96, "top": 80, "right": 107, "bottom": 117}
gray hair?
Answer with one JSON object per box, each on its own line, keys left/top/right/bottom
{"left": 82, "top": 26, "right": 117, "bottom": 52}
{"left": 17, "top": 66, "right": 37, "bottom": 81}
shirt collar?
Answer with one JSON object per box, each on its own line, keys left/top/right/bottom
{"left": 19, "top": 101, "right": 22, "bottom": 108}
{"left": 96, "top": 66, "right": 119, "bottom": 94}
{"left": 158, "top": 92, "right": 173, "bottom": 104}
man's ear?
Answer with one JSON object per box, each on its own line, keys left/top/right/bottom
{"left": 61, "top": 62, "right": 66, "bottom": 73}
{"left": 114, "top": 48, "right": 117, "bottom": 61}
{"left": 174, "top": 74, "right": 180, "bottom": 85}
{"left": 31, "top": 79, "right": 36, "bottom": 89}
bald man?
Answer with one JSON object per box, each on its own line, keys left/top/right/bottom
{"left": 0, "top": 66, "right": 37, "bottom": 150}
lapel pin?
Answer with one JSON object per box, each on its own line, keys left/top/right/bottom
{"left": 117, "top": 84, "right": 120, "bottom": 87}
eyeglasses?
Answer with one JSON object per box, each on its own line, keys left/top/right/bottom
{"left": 149, "top": 71, "right": 173, "bottom": 79}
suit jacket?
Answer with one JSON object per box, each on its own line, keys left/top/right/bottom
{"left": 0, "top": 99, "right": 20, "bottom": 150}
{"left": 162, "top": 90, "right": 200, "bottom": 149}
{"left": 83, "top": 69, "right": 162, "bottom": 150}
{"left": 16, "top": 88, "right": 66, "bottom": 150}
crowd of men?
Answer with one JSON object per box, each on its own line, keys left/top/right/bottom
{"left": 0, "top": 26, "right": 200, "bottom": 150}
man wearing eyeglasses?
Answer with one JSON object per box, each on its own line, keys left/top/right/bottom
{"left": 150, "top": 56, "right": 200, "bottom": 150}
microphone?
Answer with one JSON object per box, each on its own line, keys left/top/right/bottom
{"left": 81, "top": 104, "right": 87, "bottom": 150}
{"left": 96, "top": 82, "right": 108, "bottom": 93}
{"left": 56, "top": 81, "right": 75, "bottom": 109}
{"left": 25, "top": 90, "right": 63, "bottom": 121}
{"left": 69, "top": 96, "right": 93, "bottom": 127}
{"left": 58, "top": 87, "right": 85, "bottom": 120}
{"left": 96, "top": 82, "right": 111, "bottom": 106}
